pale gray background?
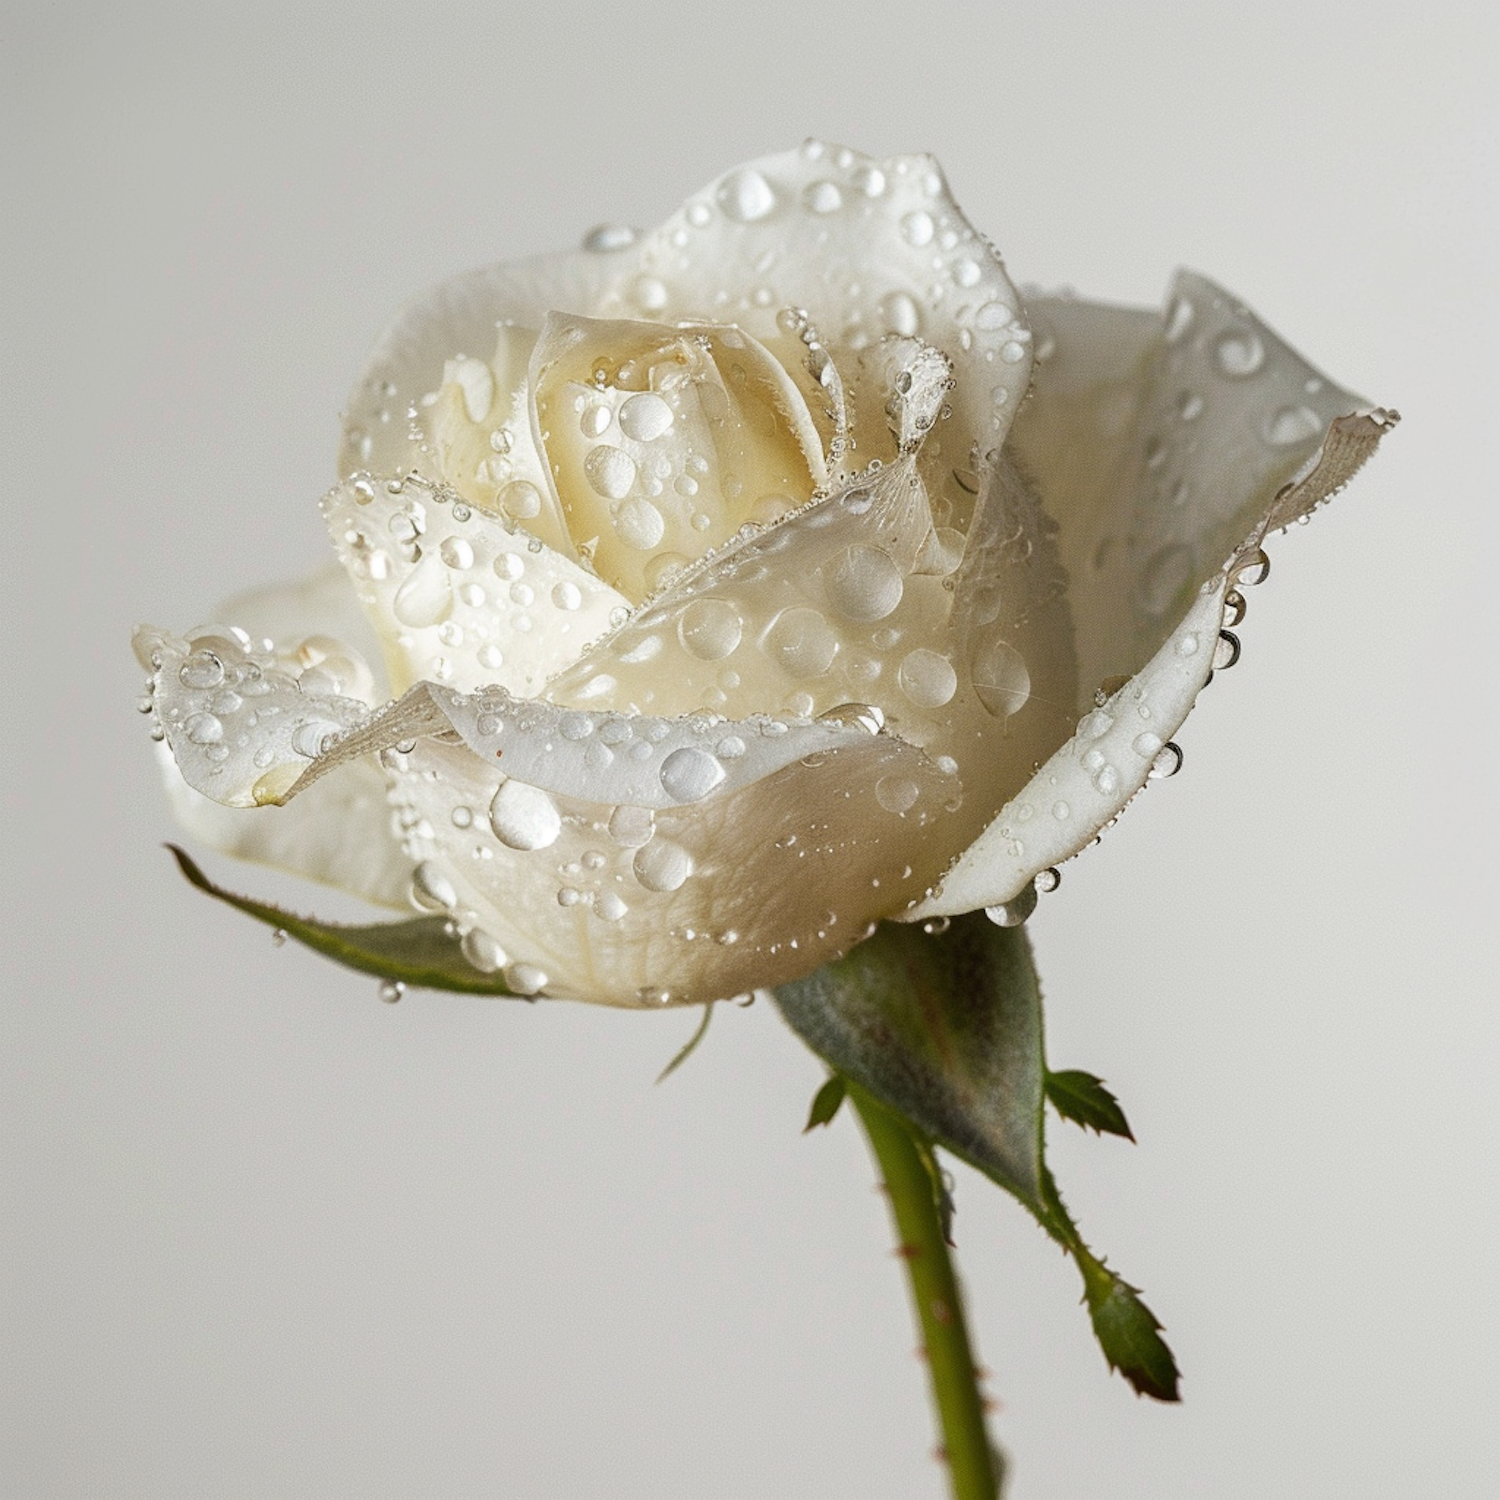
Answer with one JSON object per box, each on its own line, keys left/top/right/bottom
{"left": 4, "top": 2, "right": 1495, "bottom": 1496}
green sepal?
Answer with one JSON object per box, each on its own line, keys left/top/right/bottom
{"left": 656, "top": 1002, "right": 715, "bottom": 1083}
{"left": 1046, "top": 1069, "right": 1135, "bottom": 1141}
{"left": 772, "top": 913, "right": 1181, "bottom": 1401}
{"left": 166, "top": 844, "right": 518, "bottom": 996}
{"left": 803, "top": 1075, "right": 848, "bottom": 1132}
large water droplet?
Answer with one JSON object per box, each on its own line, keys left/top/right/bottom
{"left": 488, "top": 779, "right": 562, "bottom": 850}
{"left": 716, "top": 168, "right": 776, "bottom": 222}
{"left": 826, "top": 544, "right": 903, "bottom": 622}
{"left": 393, "top": 553, "right": 454, "bottom": 627}
{"left": 986, "top": 886, "right": 1037, "bottom": 927}
{"left": 659, "top": 747, "right": 725, "bottom": 803}
{"left": 972, "top": 638, "right": 1031, "bottom": 718}
{"left": 183, "top": 711, "right": 224, "bottom": 745}
{"left": 875, "top": 775, "right": 920, "bottom": 814}
{"left": 1148, "top": 742, "right": 1183, "bottom": 779}
{"left": 501, "top": 480, "right": 543, "bottom": 520}
{"left": 1213, "top": 329, "right": 1265, "bottom": 378}
{"left": 618, "top": 391, "right": 674, "bottom": 443}
{"left": 585, "top": 445, "right": 637, "bottom": 501}
{"left": 678, "top": 598, "right": 743, "bottom": 660}
{"left": 410, "top": 860, "right": 457, "bottom": 912}
{"left": 765, "top": 607, "right": 838, "bottom": 678}
{"left": 1212, "top": 630, "right": 1241, "bottom": 670}
{"left": 634, "top": 838, "right": 694, "bottom": 892}
{"left": 608, "top": 804, "right": 656, "bottom": 847}
{"left": 178, "top": 651, "right": 225, "bottom": 690}
{"left": 615, "top": 497, "right": 665, "bottom": 550}
{"left": 439, "top": 536, "right": 474, "bottom": 570}
{"left": 898, "top": 649, "right": 957, "bottom": 708}
{"left": 461, "top": 927, "right": 507, "bottom": 973}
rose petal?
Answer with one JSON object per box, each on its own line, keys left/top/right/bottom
{"left": 381, "top": 728, "right": 956, "bottom": 1006}
{"left": 320, "top": 472, "right": 629, "bottom": 697}
{"left": 1015, "top": 271, "right": 1389, "bottom": 705}
{"left": 338, "top": 246, "right": 635, "bottom": 481}
{"left": 527, "top": 313, "right": 826, "bottom": 598}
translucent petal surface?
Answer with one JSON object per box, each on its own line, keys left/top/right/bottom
{"left": 1015, "top": 271, "right": 1379, "bottom": 705}
{"left": 320, "top": 472, "right": 629, "bottom": 697}
{"left": 528, "top": 313, "right": 826, "bottom": 599}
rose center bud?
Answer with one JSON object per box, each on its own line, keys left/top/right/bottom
{"left": 528, "top": 313, "right": 828, "bottom": 601}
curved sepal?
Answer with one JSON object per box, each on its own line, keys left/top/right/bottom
{"left": 166, "top": 845, "right": 519, "bottom": 997}
{"left": 772, "top": 913, "right": 1180, "bottom": 1399}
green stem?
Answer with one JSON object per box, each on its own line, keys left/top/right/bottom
{"left": 850, "top": 1086, "right": 1003, "bottom": 1500}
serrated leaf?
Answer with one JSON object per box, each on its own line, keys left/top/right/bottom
{"left": 803, "top": 1074, "right": 847, "bottom": 1132}
{"left": 1046, "top": 1069, "right": 1135, "bottom": 1140}
{"left": 166, "top": 844, "right": 518, "bottom": 996}
{"left": 1077, "top": 1255, "right": 1181, "bottom": 1401}
{"left": 772, "top": 914, "right": 1182, "bottom": 1400}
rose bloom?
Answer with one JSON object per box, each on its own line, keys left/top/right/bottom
{"left": 136, "top": 143, "right": 1391, "bottom": 1007}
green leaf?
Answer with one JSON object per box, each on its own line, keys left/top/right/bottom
{"left": 166, "top": 844, "right": 519, "bottom": 996}
{"left": 1046, "top": 1069, "right": 1135, "bottom": 1141}
{"left": 803, "top": 1075, "right": 847, "bottom": 1132}
{"left": 772, "top": 913, "right": 1182, "bottom": 1401}
{"left": 1077, "top": 1255, "right": 1181, "bottom": 1401}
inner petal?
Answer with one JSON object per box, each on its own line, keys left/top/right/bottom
{"left": 529, "top": 313, "right": 827, "bottom": 601}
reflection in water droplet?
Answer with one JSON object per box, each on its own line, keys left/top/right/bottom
{"left": 1148, "top": 742, "right": 1183, "bottom": 779}
{"left": 659, "top": 747, "right": 725, "bottom": 802}
{"left": 716, "top": 168, "right": 776, "bottom": 222}
{"left": 972, "top": 638, "right": 1031, "bottom": 718}
{"left": 766, "top": 607, "right": 838, "bottom": 678}
{"left": 1223, "top": 589, "right": 1247, "bottom": 627}
{"left": 410, "top": 861, "right": 457, "bottom": 911}
{"left": 826, "top": 544, "right": 903, "bottom": 622}
{"left": 986, "top": 884, "right": 1037, "bottom": 927}
{"left": 488, "top": 779, "right": 562, "bottom": 850}
{"left": 678, "top": 598, "right": 743, "bottom": 660}
{"left": 634, "top": 838, "right": 694, "bottom": 892}
{"left": 898, "top": 649, "right": 957, "bottom": 708}
{"left": 1213, "top": 329, "right": 1265, "bottom": 377}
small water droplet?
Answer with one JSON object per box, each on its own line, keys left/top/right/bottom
{"left": 1223, "top": 589, "right": 1247, "bottom": 627}
{"left": 1213, "top": 329, "right": 1265, "bottom": 378}
{"left": 409, "top": 861, "right": 457, "bottom": 912}
{"left": 594, "top": 889, "right": 629, "bottom": 921}
{"left": 581, "top": 223, "right": 637, "bottom": 253}
{"left": 875, "top": 776, "right": 920, "bottom": 814}
{"left": 1148, "top": 742, "right": 1183, "bottom": 779}
{"left": 585, "top": 445, "right": 637, "bottom": 501}
{"left": 504, "top": 962, "right": 547, "bottom": 997}
{"left": 1034, "top": 867, "right": 1061, "bottom": 894}
{"left": 461, "top": 927, "right": 507, "bottom": 973}
{"left": 634, "top": 838, "right": 694, "bottom": 892}
{"left": 659, "top": 747, "right": 725, "bottom": 803}
{"left": 1212, "top": 631, "right": 1241, "bottom": 670}
{"left": 900, "top": 210, "right": 935, "bottom": 247}
{"left": 716, "top": 167, "right": 776, "bottom": 222}
{"left": 972, "top": 638, "right": 1031, "bottom": 718}
{"left": 802, "top": 179, "right": 843, "bottom": 214}
{"left": 1265, "top": 404, "right": 1321, "bottom": 446}
{"left": 183, "top": 711, "right": 223, "bottom": 745}
{"left": 270, "top": 927, "right": 287, "bottom": 947}
{"left": 986, "top": 885, "right": 1037, "bottom": 927}
{"left": 378, "top": 980, "right": 405, "bottom": 1004}
{"left": 678, "top": 598, "right": 743, "bottom": 660}
{"left": 500, "top": 480, "right": 542, "bottom": 520}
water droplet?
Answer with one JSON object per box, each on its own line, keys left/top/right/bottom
{"left": 551, "top": 580, "right": 582, "bottom": 611}
{"left": 270, "top": 927, "right": 287, "bottom": 947}
{"left": 488, "top": 779, "right": 562, "bottom": 850}
{"left": 608, "top": 805, "right": 655, "bottom": 848}
{"left": 1265, "top": 404, "right": 1321, "bottom": 446}
{"left": 1234, "top": 548, "right": 1271, "bottom": 587}
{"left": 852, "top": 164, "right": 886, "bottom": 197}
{"left": 585, "top": 445, "right": 637, "bottom": 501}
{"left": 1148, "top": 742, "right": 1183, "bottom": 779}
{"left": 898, "top": 649, "right": 957, "bottom": 708}
{"left": 765, "top": 607, "right": 838, "bottom": 678}
{"left": 1132, "top": 731, "right": 1163, "bottom": 758}
{"left": 291, "top": 720, "right": 342, "bottom": 758}
{"left": 678, "top": 598, "right": 743, "bottom": 660}
{"left": 875, "top": 776, "right": 920, "bottom": 814}
{"left": 618, "top": 391, "right": 674, "bottom": 443}
{"left": 1212, "top": 630, "right": 1241, "bottom": 670}
{"left": 612, "top": 496, "right": 663, "bottom": 551}
{"left": 439, "top": 536, "right": 475, "bottom": 570}
{"left": 1176, "top": 632, "right": 1200, "bottom": 657}
{"left": 986, "top": 884, "right": 1037, "bottom": 927}
{"left": 1213, "top": 328, "right": 1265, "bottom": 378}
{"left": 1092, "top": 764, "right": 1120, "bottom": 795}
{"left": 1034, "top": 867, "right": 1061, "bottom": 894}
{"left": 410, "top": 860, "right": 457, "bottom": 911}
{"left": 881, "top": 291, "right": 920, "bottom": 337}
{"left": 1164, "top": 294, "right": 1194, "bottom": 342}
{"left": 580, "top": 402, "right": 612, "bottom": 439}
{"left": 393, "top": 553, "right": 454, "bottom": 627}
{"left": 183, "top": 711, "right": 223, "bottom": 745}
{"left": 581, "top": 223, "right": 637, "bottom": 252}
{"left": 922, "top": 915, "right": 951, "bottom": 935}
{"left": 634, "top": 838, "right": 694, "bottom": 892}
{"left": 1052, "top": 800, "right": 1071, "bottom": 822}
{"left": 501, "top": 480, "right": 543, "bottom": 520}
{"left": 817, "top": 702, "right": 885, "bottom": 735}
{"left": 594, "top": 889, "right": 629, "bottom": 921}
{"left": 178, "top": 651, "right": 225, "bottom": 690}
{"left": 461, "top": 927, "right": 507, "bottom": 973}
{"left": 716, "top": 168, "right": 776, "bottom": 222}
{"left": 633, "top": 276, "right": 668, "bottom": 313}
{"left": 1223, "top": 589, "right": 1247, "bottom": 627}
{"left": 504, "top": 962, "right": 547, "bottom": 996}
{"left": 900, "top": 210, "right": 935, "bottom": 247}
{"left": 802, "top": 179, "right": 843, "bottom": 214}
{"left": 659, "top": 746, "right": 725, "bottom": 803}
{"left": 972, "top": 638, "right": 1031, "bottom": 718}
{"left": 378, "top": 980, "right": 405, "bottom": 1004}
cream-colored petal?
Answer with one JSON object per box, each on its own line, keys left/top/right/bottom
{"left": 1014, "top": 271, "right": 1390, "bottom": 706}
{"left": 137, "top": 624, "right": 377, "bottom": 809}
{"left": 320, "top": 472, "right": 630, "bottom": 697}
{"left": 528, "top": 313, "right": 825, "bottom": 599}
{"left": 154, "top": 743, "right": 411, "bottom": 910}
{"left": 380, "top": 726, "right": 957, "bottom": 1007}
{"left": 594, "top": 143, "right": 1032, "bottom": 494}
{"left": 419, "top": 323, "right": 575, "bottom": 560}
{"left": 338, "top": 245, "right": 638, "bottom": 480}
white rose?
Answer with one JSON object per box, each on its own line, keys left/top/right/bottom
{"left": 135, "top": 142, "right": 1393, "bottom": 1007}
